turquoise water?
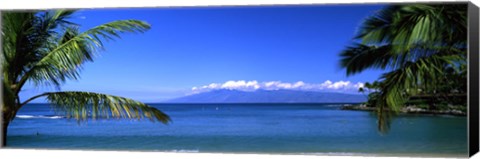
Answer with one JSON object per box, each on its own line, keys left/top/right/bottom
{"left": 7, "top": 103, "right": 467, "bottom": 157}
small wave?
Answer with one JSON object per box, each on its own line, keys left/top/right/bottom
{"left": 297, "top": 152, "right": 376, "bottom": 156}
{"left": 169, "top": 149, "right": 200, "bottom": 153}
{"left": 16, "top": 115, "right": 65, "bottom": 119}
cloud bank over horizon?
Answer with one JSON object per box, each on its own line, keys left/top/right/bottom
{"left": 190, "top": 80, "right": 365, "bottom": 94}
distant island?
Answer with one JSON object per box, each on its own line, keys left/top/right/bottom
{"left": 164, "top": 89, "right": 466, "bottom": 116}
{"left": 165, "top": 89, "right": 367, "bottom": 103}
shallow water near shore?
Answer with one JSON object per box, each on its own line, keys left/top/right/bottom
{"left": 7, "top": 103, "right": 468, "bottom": 157}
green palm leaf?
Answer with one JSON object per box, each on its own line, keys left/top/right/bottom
{"left": 17, "top": 19, "right": 151, "bottom": 91}
{"left": 357, "top": 4, "right": 466, "bottom": 52}
{"left": 2, "top": 10, "right": 77, "bottom": 85}
{"left": 340, "top": 44, "right": 394, "bottom": 76}
{"left": 372, "top": 53, "right": 464, "bottom": 133}
{"left": 21, "top": 91, "right": 170, "bottom": 123}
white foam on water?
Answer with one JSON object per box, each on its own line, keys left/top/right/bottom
{"left": 168, "top": 149, "right": 200, "bottom": 153}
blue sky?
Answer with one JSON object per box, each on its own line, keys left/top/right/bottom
{"left": 21, "top": 4, "right": 387, "bottom": 102}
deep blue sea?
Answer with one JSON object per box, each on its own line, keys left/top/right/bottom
{"left": 7, "top": 103, "right": 467, "bottom": 157}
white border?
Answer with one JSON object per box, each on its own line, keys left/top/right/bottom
{"left": 0, "top": 149, "right": 468, "bottom": 159}
{"left": 1, "top": 0, "right": 478, "bottom": 159}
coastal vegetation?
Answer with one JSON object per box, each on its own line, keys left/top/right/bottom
{"left": 339, "top": 4, "right": 467, "bottom": 133}
{"left": 1, "top": 10, "right": 170, "bottom": 146}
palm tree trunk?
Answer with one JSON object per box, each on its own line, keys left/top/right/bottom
{"left": 1, "top": 117, "right": 9, "bottom": 147}
{"left": 1, "top": 108, "right": 14, "bottom": 147}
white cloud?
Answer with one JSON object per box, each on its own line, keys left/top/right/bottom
{"left": 190, "top": 80, "right": 365, "bottom": 94}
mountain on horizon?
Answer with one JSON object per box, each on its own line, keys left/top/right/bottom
{"left": 165, "top": 89, "right": 367, "bottom": 103}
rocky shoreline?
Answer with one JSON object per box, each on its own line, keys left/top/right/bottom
{"left": 340, "top": 104, "right": 466, "bottom": 116}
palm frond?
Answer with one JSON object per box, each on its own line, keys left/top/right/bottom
{"left": 340, "top": 42, "right": 465, "bottom": 76}
{"left": 41, "top": 10, "right": 78, "bottom": 29}
{"left": 2, "top": 11, "right": 37, "bottom": 84}
{"left": 375, "top": 95, "right": 392, "bottom": 134}
{"left": 340, "top": 43, "right": 395, "bottom": 76}
{"left": 355, "top": 5, "right": 400, "bottom": 43}
{"left": 29, "top": 91, "right": 171, "bottom": 123}
{"left": 17, "top": 19, "right": 151, "bottom": 89}
{"left": 2, "top": 10, "right": 78, "bottom": 79}
{"left": 357, "top": 4, "right": 467, "bottom": 53}
{"left": 372, "top": 53, "right": 462, "bottom": 132}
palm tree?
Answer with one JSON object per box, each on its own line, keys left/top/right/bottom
{"left": 1, "top": 10, "right": 171, "bottom": 146}
{"left": 339, "top": 4, "right": 467, "bottom": 133}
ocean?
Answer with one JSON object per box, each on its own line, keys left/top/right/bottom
{"left": 7, "top": 103, "right": 468, "bottom": 157}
